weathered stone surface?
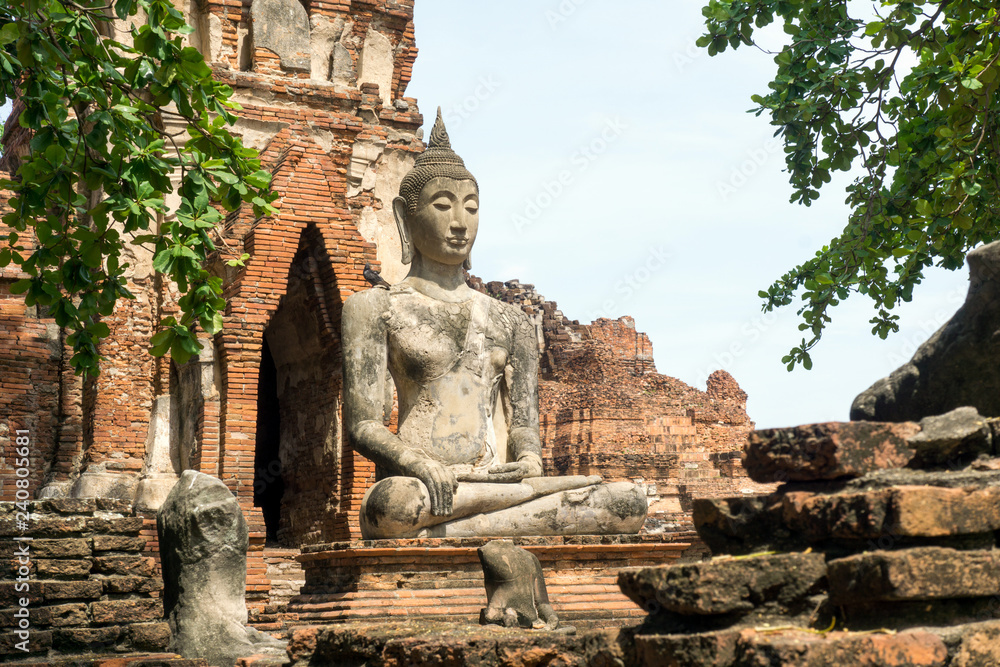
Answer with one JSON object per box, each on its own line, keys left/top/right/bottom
{"left": 478, "top": 540, "right": 560, "bottom": 630}
{"left": 39, "top": 602, "right": 90, "bottom": 628}
{"left": 828, "top": 547, "right": 1000, "bottom": 604}
{"left": 42, "top": 579, "right": 103, "bottom": 600}
{"left": 85, "top": 516, "right": 145, "bottom": 534}
{"left": 952, "top": 621, "right": 1000, "bottom": 667}
{"left": 619, "top": 552, "right": 827, "bottom": 616}
{"left": 35, "top": 558, "right": 93, "bottom": 578}
{"left": 249, "top": 0, "right": 310, "bottom": 71}
{"left": 102, "top": 574, "right": 165, "bottom": 594}
{"left": 907, "top": 407, "right": 994, "bottom": 466}
{"left": 0, "top": 602, "right": 88, "bottom": 628}
{"left": 29, "top": 537, "right": 91, "bottom": 558}
{"left": 37, "top": 498, "right": 98, "bottom": 514}
{"left": 93, "top": 555, "right": 155, "bottom": 577}
{"left": 852, "top": 240, "right": 1000, "bottom": 421}
{"left": 92, "top": 598, "right": 163, "bottom": 624}
{"left": 782, "top": 485, "right": 1000, "bottom": 541}
{"left": 129, "top": 622, "right": 173, "bottom": 652}
{"left": 694, "top": 494, "right": 808, "bottom": 556}
{"left": 745, "top": 421, "right": 921, "bottom": 482}
{"left": 697, "top": 481, "right": 1000, "bottom": 556}
{"left": 93, "top": 534, "right": 147, "bottom": 552}
{"left": 634, "top": 630, "right": 739, "bottom": 667}
{"left": 890, "top": 485, "right": 1000, "bottom": 537}
{"left": 52, "top": 625, "right": 123, "bottom": 652}
{"left": 286, "top": 621, "right": 631, "bottom": 667}
{"left": 357, "top": 28, "right": 393, "bottom": 104}
{"left": 839, "top": 598, "right": 1000, "bottom": 631}
{"left": 0, "top": 515, "right": 86, "bottom": 536}
{"left": 735, "top": 628, "right": 948, "bottom": 666}
{"left": 96, "top": 497, "right": 135, "bottom": 513}
{"left": 158, "top": 470, "right": 286, "bottom": 667}
{"left": 780, "top": 489, "right": 893, "bottom": 542}
{"left": 0, "top": 628, "right": 51, "bottom": 655}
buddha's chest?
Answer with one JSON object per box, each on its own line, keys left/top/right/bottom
{"left": 385, "top": 294, "right": 510, "bottom": 383}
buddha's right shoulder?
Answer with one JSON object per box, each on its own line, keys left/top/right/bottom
{"left": 343, "top": 288, "right": 390, "bottom": 322}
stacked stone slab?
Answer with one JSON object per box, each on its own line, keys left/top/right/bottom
{"left": 0, "top": 499, "right": 169, "bottom": 661}
{"left": 617, "top": 407, "right": 1000, "bottom": 666}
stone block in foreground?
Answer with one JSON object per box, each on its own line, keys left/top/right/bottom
{"left": 695, "top": 472, "right": 1000, "bottom": 555}
{"left": 286, "top": 621, "right": 631, "bottom": 667}
{"left": 286, "top": 621, "right": 951, "bottom": 667}
{"left": 617, "top": 552, "right": 826, "bottom": 616}
{"left": 635, "top": 628, "right": 949, "bottom": 667}
{"left": 828, "top": 547, "right": 1000, "bottom": 604}
{"left": 745, "top": 421, "right": 921, "bottom": 483}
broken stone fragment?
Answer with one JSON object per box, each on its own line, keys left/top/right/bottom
{"left": 618, "top": 552, "right": 827, "bottom": 617}
{"left": 633, "top": 630, "right": 740, "bottom": 667}
{"left": 952, "top": 621, "right": 1000, "bottom": 667}
{"left": 157, "top": 470, "right": 287, "bottom": 667}
{"left": 735, "top": 628, "right": 948, "bottom": 667}
{"left": 851, "top": 239, "right": 1000, "bottom": 422}
{"left": 693, "top": 493, "right": 805, "bottom": 556}
{"left": 478, "top": 540, "right": 562, "bottom": 631}
{"left": 744, "top": 421, "right": 921, "bottom": 483}
{"left": 745, "top": 409, "right": 996, "bottom": 483}
{"left": 908, "top": 406, "right": 994, "bottom": 466}
{"left": 827, "top": 547, "right": 1000, "bottom": 605}
{"left": 696, "top": 478, "right": 1000, "bottom": 555}
{"left": 249, "top": 0, "right": 311, "bottom": 72}
{"left": 631, "top": 627, "right": 949, "bottom": 667}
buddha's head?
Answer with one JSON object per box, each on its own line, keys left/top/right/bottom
{"left": 393, "top": 108, "right": 479, "bottom": 269}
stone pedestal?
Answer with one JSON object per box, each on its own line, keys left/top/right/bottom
{"left": 287, "top": 533, "right": 704, "bottom": 629}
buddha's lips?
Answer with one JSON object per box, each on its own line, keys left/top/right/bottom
{"left": 447, "top": 238, "right": 469, "bottom": 247}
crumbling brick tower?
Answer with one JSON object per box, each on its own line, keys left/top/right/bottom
{"left": 0, "top": 0, "right": 425, "bottom": 560}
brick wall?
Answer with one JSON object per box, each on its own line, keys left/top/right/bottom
{"left": 0, "top": 499, "right": 168, "bottom": 660}
{"left": 0, "top": 186, "right": 63, "bottom": 504}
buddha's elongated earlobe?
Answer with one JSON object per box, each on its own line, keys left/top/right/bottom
{"left": 392, "top": 196, "right": 413, "bottom": 265}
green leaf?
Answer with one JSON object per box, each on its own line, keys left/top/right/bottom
{"left": 45, "top": 144, "right": 67, "bottom": 165}
{"left": 962, "top": 181, "right": 982, "bottom": 196}
{"left": 0, "top": 23, "right": 19, "bottom": 46}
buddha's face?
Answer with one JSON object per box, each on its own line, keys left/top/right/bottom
{"left": 408, "top": 177, "right": 479, "bottom": 266}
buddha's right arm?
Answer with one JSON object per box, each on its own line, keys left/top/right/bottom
{"left": 342, "top": 289, "right": 457, "bottom": 515}
{"left": 341, "top": 290, "right": 408, "bottom": 473}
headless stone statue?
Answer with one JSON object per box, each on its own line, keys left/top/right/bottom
{"left": 342, "top": 109, "right": 647, "bottom": 539}
{"left": 157, "top": 471, "right": 287, "bottom": 667}
{"left": 478, "top": 540, "right": 564, "bottom": 631}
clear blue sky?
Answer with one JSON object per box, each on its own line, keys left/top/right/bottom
{"left": 1, "top": 2, "right": 970, "bottom": 429}
{"left": 405, "top": 1, "right": 969, "bottom": 428}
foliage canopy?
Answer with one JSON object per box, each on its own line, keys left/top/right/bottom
{"left": 700, "top": 0, "right": 1000, "bottom": 369}
{"left": 0, "top": 0, "right": 276, "bottom": 377}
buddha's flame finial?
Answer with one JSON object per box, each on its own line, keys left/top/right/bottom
{"left": 428, "top": 107, "right": 452, "bottom": 150}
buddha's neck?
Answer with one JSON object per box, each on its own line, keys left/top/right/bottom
{"left": 405, "top": 255, "right": 472, "bottom": 302}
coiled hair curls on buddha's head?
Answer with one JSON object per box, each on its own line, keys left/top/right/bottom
{"left": 394, "top": 108, "right": 479, "bottom": 268}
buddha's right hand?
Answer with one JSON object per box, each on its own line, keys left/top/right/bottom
{"left": 408, "top": 458, "right": 458, "bottom": 516}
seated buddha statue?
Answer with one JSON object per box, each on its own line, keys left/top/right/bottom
{"left": 342, "top": 110, "right": 647, "bottom": 539}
